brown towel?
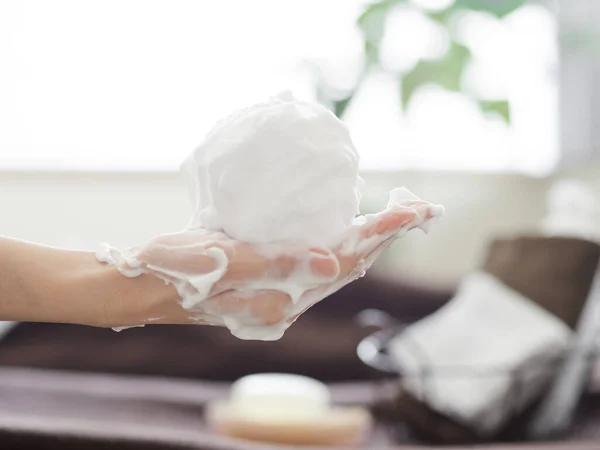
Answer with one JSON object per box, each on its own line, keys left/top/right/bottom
{"left": 386, "top": 236, "right": 600, "bottom": 445}
{"left": 483, "top": 237, "right": 600, "bottom": 329}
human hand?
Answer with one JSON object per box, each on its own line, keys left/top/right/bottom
{"left": 99, "top": 198, "right": 442, "bottom": 339}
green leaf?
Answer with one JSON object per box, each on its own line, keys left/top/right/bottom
{"left": 401, "top": 41, "right": 471, "bottom": 109}
{"left": 453, "top": 0, "right": 527, "bottom": 18}
{"left": 364, "top": 41, "right": 379, "bottom": 65}
{"left": 315, "top": 82, "right": 356, "bottom": 119}
{"left": 480, "top": 100, "right": 510, "bottom": 123}
{"left": 428, "top": 6, "right": 458, "bottom": 25}
{"left": 333, "top": 95, "right": 354, "bottom": 119}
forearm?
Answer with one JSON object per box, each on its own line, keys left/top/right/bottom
{"left": 0, "top": 237, "right": 178, "bottom": 327}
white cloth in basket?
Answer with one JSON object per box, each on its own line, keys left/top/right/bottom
{"left": 388, "top": 271, "right": 573, "bottom": 435}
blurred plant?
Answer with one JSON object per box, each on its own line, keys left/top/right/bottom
{"left": 317, "top": 0, "right": 549, "bottom": 124}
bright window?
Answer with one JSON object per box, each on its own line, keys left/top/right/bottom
{"left": 0, "top": 0, "right": 558, "bottom": 173}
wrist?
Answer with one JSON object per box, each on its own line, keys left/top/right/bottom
{"left": 63, "top": 252, "right": 179, "bottom": 328}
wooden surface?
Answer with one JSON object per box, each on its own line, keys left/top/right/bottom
{"left": 0, "top": 367, "right": 599, "bottom": 449}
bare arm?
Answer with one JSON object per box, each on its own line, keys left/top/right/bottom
{"left": 0, "top": 237, "right": 178, "bottom": 327}
{"left": 0, "top": 199, "right": 437, "bottom": 331}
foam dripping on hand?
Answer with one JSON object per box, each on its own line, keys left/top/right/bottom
{"left": 97, "top": 92, "right": 445, "bottom": 340}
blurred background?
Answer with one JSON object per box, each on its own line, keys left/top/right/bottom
{"left": 2, "top": 0, "right": 595, "bottom": 290}
{"left": 3, "top": 1, "right": 600, "bottom": 448}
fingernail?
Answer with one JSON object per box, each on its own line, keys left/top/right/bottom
{"left": 310, "top": 254, "right": 339, "bottom": 279}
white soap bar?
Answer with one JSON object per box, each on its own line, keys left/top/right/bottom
{"left": 230, "top": 373, "right": 330, "bottom": 420}
{"left": 207, "top": 373, "right": 371, "bottom": 446}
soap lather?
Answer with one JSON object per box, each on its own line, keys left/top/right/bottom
{"left": 97, "top": 92, "right": 444, "bottom": 340}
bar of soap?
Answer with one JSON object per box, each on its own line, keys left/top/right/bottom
{"left": 206, "top": 373, "right": 371, "bottom": 446}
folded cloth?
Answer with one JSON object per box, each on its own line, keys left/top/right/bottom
{"left": 388, "top": 271, "right": 573, "bottom": 435}
{"left": 383, "top": 236, "right": 600, "bottom": 444}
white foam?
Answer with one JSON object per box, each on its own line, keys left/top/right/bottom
{"left": 98, "top": 92, "right": 445, "bottom": 340}
{"left": 183, "top": 91, "right": 361, "bottom": 248}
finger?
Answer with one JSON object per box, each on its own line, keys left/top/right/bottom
{"left": 334, "top": 201, "right": 439, "bottom": 279}
{"left": 362, "top": 199, "right": 440, "bottom": 238}
{"left": 285, "top": 266, "right": 366, "bottom": 325}
{"left": 361, "top": 206, "right": 420, "bottom": 239}
{"left": 309, "top": 252, "right": 339, "bottom": 278}
{"left": 138, "top": 231, "right": 336, "bottom": 289}
{"left": 358, "top": 201, "right": 443, "bottom": 255}
{"left": 366, "top": 234, "right": 396, "bottom": 259}
{"left": 215, "top": 245, "right": 337, "bottom": 291}
{"left": 202, "top": 289, "right": 292, "bottom": 326}
{"left": 219, "top": 245, "right": 294, "bottom": 283}
{"left": 361, "top": 202, "right": 426, "bottom": 238}
{"left": 136, "top": 241, "right": 221, "bottom": 274}
{"left": 333, "top": 208, "right": 413, "bottom": 277}
{"left": 138, "top": 235, "right": 281, "bottom": 285}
